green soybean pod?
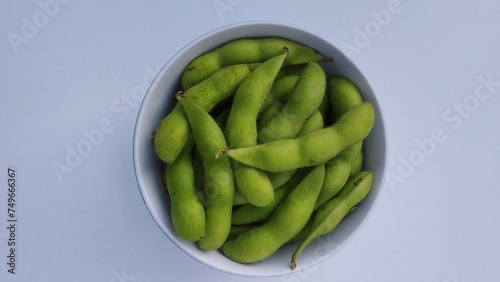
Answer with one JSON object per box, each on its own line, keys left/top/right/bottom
{"left": 154, "top": 63, "right": 256, "bottom": 164}
{"left": 225, "top": 52, "right": 288, "bottom": 148}
{"left": 260, "top": 109, "right": 324, "bottom": 189}
{"left": 317, "top": 89, "right": 333, "bottom": 126}
{"left": 315, "top": 77, "right": 365, "bottom": 208}
{"left": 296, "top": 110, "right": 324, "bottom": 137}
{"left": 181, "top": 37, "right": 331, "bottom": 90}
{"left": 260, "top": 74, "right": 299, "bottom": 113}
{"left": 213, "top": 107, "right": 231, "bottom": 131}
{"left": 192, "top": 147, "right": 242, "bottom": 207}
{"left": 193, "top": 144, "right": 247, "bottom": 207}
{"left": 291, "top": 206, "right": 359, "bottom": 243}
{"left": 233, "top": 190, "right": 249, "bottom": 206}
{"left": 275, "top": 64, "right": 308, "bottom": 79}
{"left": 213, "top": 109, "right": 249, "bottom": 207}
{"left": 161, "top": 165, "right": 168, "bottom": 188}
{"left": 258, "top": 109, "right": 323, "bottom": 190}
{"left": 291, "top": 171, "right": 373, "bottom": 269}
{"left": 258, "top": 62, "right": 326, "bottom": 143}
{"left": 165, "top": 137, "right": 205, "bottom": 242}
{"left": 192, "top": 148, "right": 205, "bottom": 198}
{"left": 258, "top": 101, "right": 284, "bottom": 129}
{"left": 226, "top": 102, "right": 375, "bottom": 172}
{"left": 221, "top": 164, "right": 325, "bottom": 264}
{"left": 231, "top": 167, "right": 312, "bottom": 225}
{"left": 330, "top": 77, "right": 364, "bottom": 121}
{"left": 315, "top": 142, "right": 363, "bottom": 210}
{"left": 225, "top": 51, "right": 288, "bottom": 207}
{"left": 230, "top": 184, "right": 290, "bottom": 225}
{"left": 177, "top": 94, "right": 235, "bottom": 251}
{"left": 267, "top": 169, "right": 297, "bottom": 189}
{"left": 266, "top": 110, "right": 324, "bottom": 190}
{"left": 350, "top": 151, "right": 363, "bottom": 176}
{"left": 227, "top": 224, "right": 260, "bottom": 241}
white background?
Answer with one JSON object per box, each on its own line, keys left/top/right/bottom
{"left": 1, "top": 1, "right": 500, "bottom": 281}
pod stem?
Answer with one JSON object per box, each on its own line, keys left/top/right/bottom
{"left": 291, "top": 257, "right": 297, "bottom": 270}
{"left": 215, "top": 146, "right": 231, "bottom": 159}
{"left": 175, "top": 90, "right": 185, "bottom": 99}
{"left": 321, "top": 56, "right": 334, "bottom": 62}
{"left": 290, "top": 239, "right": 309, "bottom": 270}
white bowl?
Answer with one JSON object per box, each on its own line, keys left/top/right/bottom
{"left": 133, "top": 21, "right": 387, "bottom": 277}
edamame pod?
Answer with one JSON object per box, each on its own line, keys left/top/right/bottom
{"left": 227, "top": 224, "right": 259, "bottom": 241}
{"left": 265, "top": 110, "right": 324, "bottom": 191}
{"left": 233, "top": 191, "right": 249, "bottom": 206}
{"left": 350, "top": 151, "right": 363, "bottom": 176}
{"left": 291, "top": 206, "right": 359, "bottom": 243}
{"left": 258, "top": 101, "right": 283, "bottom": 128}
{"left": 260, "top": 74, "right": 299, "bottom": 113}
{"left": 154, "top": 64, "right": 255, "bottom": 164}
{"left": 165, "top": 137, "right": 205, "bottom": 242}
{"left": 258, "top": 62, "right": 326, "bottom": 143}
{"left": 226, "top": 102, "right": 375, "bottom": 172}
{"left": 230, "top": 183, "right": 290, "bottom": 225}
{"left": 314, "top": 77, "right": 365, "bottom": 208}
{"left": 231, "top": 168, "right": 312, "bottom": 225}
{"left": 231, "top": 164, "right": 274, "bottom": 207}
{"left": 221, "top": 164, "right": 325, "bottom": 264}
{"left": 161, "top": 165, "right": 168, "bottom": 188}
{"left": 213, "top": 107, "right": 231, "bottom": 131}
{"left": 275, "top": 64, "right": 308, "bottom": 79}
{"left": 297, "top": 110, "right": 324, "bottom": 137}
{"left": 225, "top": 52, "right": 288, "bottom": 148}
{"left": 265, "top": 110, "right": 324, "bottom": 190}
{"left": 225, "top": 52, "right": 288, "bottom": 207}
{"left": 330, "top": 77, "right": 364, "bottom": 121}
{"left": 267, "top": 169, "right": 297, "bottom": 189}
{"left": 177, "top": 94, "right": 235, "bottom": 251}
{"left": 192, "top": 148, "right": 205, "bottom": 201}
{"left": 291, "top": 171, "right": 373, "bottom": 269}
{"left": 181, "top": 37, "right": 331, "bottom": 90}
{"left": 315, "top": 142, "right": 362, "bottom": 209}
{"left": 317, "top": 90, "right": 333, "bottom": 126}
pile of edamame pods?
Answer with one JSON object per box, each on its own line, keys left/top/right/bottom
{"left": 152, "top": 37, "right": 375, "bottom": 270}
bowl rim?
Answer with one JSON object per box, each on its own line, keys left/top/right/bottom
{"left": 133, "top": 19, "right": 388, "bottom": 277}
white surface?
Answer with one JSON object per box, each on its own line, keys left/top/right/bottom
{"left": 1, "top": 1, "right": 499, "bottom": 281}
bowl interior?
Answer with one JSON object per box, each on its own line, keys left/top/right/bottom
{"left": 133, "top": 21, "right": 387, "bottom": 277}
